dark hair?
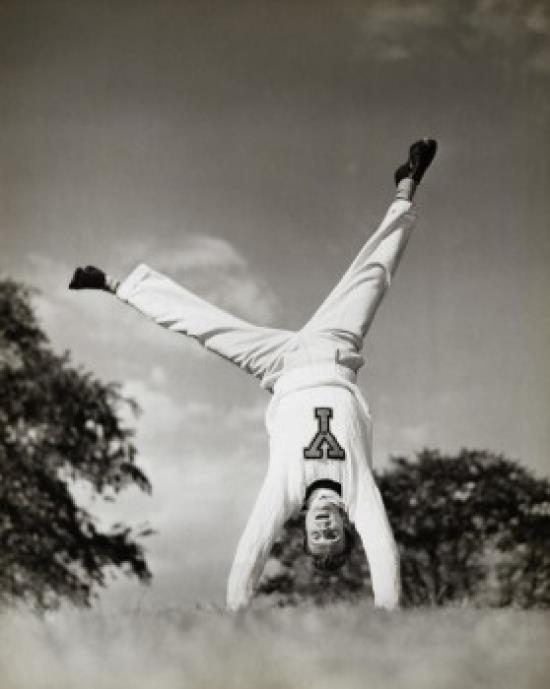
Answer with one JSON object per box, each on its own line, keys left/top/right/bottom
{"left": 304, "top": 521, "right": 355, "bottom": 572}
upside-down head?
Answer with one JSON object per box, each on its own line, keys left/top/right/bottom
{"left": 303, "top": 489, "right": 355, "bottom": 571}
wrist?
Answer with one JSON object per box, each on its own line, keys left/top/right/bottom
{"left": 105, "top": 275, "right": 120, "bottom": 294}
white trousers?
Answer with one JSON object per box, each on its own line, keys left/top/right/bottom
{"left": 117, "top": 198, "right": 417, "bottom": 386}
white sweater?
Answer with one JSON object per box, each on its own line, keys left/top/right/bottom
{"left": 226, "top": 362, "right": 400, "bottom": 611}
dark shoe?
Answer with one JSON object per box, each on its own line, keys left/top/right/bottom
{"left": 394, "top": 138, "right": 437, "bottom": 186}
{"left": 69, "top": 265, "right": 107, "bottom": 290}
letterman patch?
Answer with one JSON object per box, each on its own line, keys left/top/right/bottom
{"left": 303, "top": 407, "right": 346, "bottom": 460}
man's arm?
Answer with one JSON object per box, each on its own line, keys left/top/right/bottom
{"left": 350, "top": 468, "right": 401, "bottom": 610}
{"left": 226, "top": 466, "right": 293, "bottom": 611}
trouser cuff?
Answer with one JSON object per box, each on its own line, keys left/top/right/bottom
{"left": 395, "top": 177, "right": 416, "bottom": 201}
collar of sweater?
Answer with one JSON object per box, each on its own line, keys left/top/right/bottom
{"left": 304, "top": 478, "right": 342, "bottom": 504}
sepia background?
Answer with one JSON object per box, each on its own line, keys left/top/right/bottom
{"left": 2, "top": 0, "right": 549, "bottom": 614}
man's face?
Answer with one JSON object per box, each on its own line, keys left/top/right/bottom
{"left": 305, "top": 494, "right": 346, "bottom": 556}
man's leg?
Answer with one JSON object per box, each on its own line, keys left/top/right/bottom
{"left": 70, "top": 263, "right": 294, "bottom": 384}
{"left": 300, "top": 139, "right": 436, "bottom": 346}
{"left": 300, "top": 195, "right": 416, "bottom": 343}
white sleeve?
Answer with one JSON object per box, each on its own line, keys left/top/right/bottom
{"left": 351, "top": 467, "right": 401, "bottom": 610}
{"left": 226, "top": 467, "right": 293, "bottom": 611}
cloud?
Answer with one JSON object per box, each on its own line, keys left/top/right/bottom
{"left": 18, "top": 253, "right": 206, "bottom": 371}
{"left": 122, "top": 378, "right": 214, "bottom": 439}
{"left": 467, "top": 0, "right": 549, "bottom": 37}
{"left": 17, "top": 253, "right": 271, "bottom": 457}
{"left": 151, "top": 236, "right": 281, "bottom": 326}
{"left": 74, "top": 435, "right": 267, "bottom": 607}
{"left": 375, "top": 45, "right": 411, "bottom": 62}
{"left": 21, "top": 253, "right": 72, "bottom": 320}
{"left": 525, "top": 3, "right": 550, "bottom": 34}
{"left": 198, "top": 271, "right": 281, "bottom": 326}
{"left": 224, "top": 400, "right": 266, "bottom": 430}
{"left": 364, "top": 2, "right": 445, "bottom": 33}
{"left": 70, "top": 373, "right": 270, "bottom": 608}
{"left": 464, "top": 1, "right": 550, "bottom": 75}
{"left": 356, "top": 1, "right": 446, "bottom": 62}
{"left": 20, "top": 247, "right": 280, "bottom": 377}
{"left": 150, "top": 364, "right": 168, "bottom": 386}
{"left": 530, "top": 46, "right": 550, "bottom": 72}
{"left": 356, "top": 0, "right": 550, "bottom": 76}
{"left": 117, "top": 235, "right": 282, "bottom": 327}
{"left": 152, "top": 236, "right": 247, "bottom": 272}
{"left": 121, "top": 377, "right": 267, "bottom": 446}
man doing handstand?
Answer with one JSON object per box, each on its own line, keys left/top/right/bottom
{"left": 69, "top": 138, "right": 437, "bottom": 611}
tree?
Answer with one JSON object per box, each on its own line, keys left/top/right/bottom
{"left": 380, "top": 450, "right": 550, "bottom": 607}
{"left": 0, "top": 277, "right": 152, "bottom": 611}
{"left": 257, "top": 450, "right": 550, "bottom": 608}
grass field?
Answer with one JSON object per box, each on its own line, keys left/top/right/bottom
{"left": 1, "top": 603, "right": 548, "bottom": 689}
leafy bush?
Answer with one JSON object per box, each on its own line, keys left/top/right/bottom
{"left": 258, "top": 450, "right": 550, "bottom": 608}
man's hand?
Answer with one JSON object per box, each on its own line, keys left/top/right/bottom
{"left": 69, "top": 265, "right": 107, "bottom": 291}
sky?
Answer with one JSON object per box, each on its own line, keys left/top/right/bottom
{"left": 1, "top": 0, "right": 549, "bottom": 609}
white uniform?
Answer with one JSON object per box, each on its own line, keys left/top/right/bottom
{"left": 117, "top": 197, "right": 417, "bottom": 611}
